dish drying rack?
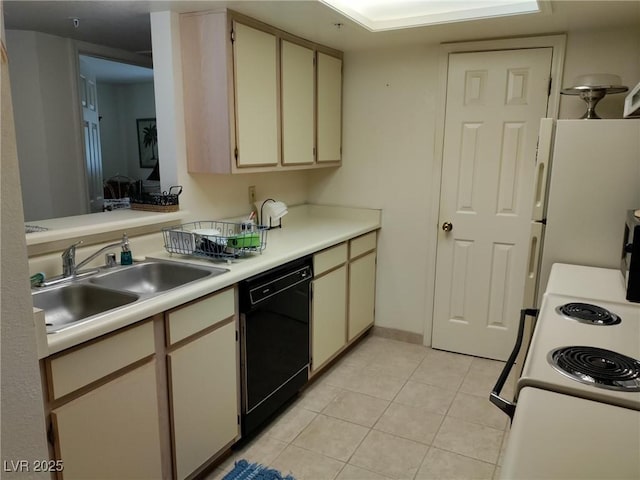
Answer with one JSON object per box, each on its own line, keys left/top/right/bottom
{"left": 162, "top": 220, "right": 268, "bottom": 261}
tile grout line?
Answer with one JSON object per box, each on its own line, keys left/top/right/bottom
{"left": 251, "top": 339, "right": 507, "bottom": 479}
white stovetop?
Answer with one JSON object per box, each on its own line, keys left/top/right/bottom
{"left": 518, "top": 292, "right": 640, "bottom": 410}
{"left": 501, "top": 263, "right": 640, "bottom": 479}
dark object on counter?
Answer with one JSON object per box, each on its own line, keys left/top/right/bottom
{"left": 239, "top": 256, "right": 313, "bottom": 439}
{"left": 199, "top": 237, "right": 226, "bottom": 256}
{"left": 130, "top": 185, "right": 182, "bottom": 212}
{"left": 621, "top": 209, "right": 640, "bottom": 303}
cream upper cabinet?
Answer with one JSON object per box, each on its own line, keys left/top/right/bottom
{"left": 281, "top": 40, "right": 315, "bottom": 165}
{"left": 317, "top": 52, "right": 343, "bottom": 163}
{"left": 233, "top": 22, "right": 279, "bottom": 167}
{"left": 180, "top": 10, "right": 342, "bottom": 174}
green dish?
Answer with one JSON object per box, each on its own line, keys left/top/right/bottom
{"left": 226, "top": 233, "right": 261, "bottom": 249}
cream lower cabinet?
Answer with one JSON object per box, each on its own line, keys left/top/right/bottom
{"left": 348, "top": 232, "right": 377, "bottom": 341}
{"left": 311, "top": 243, "right": 348, "bottom": 372}
{"left": 47, "top": 320, "right": 163, "bottom": 480}
{"left": 46, "top": 288, "right": 240, "bottom": 480}
{"left": 168, "top": 322, "right": 238, "bottom": 480}
{"left": 311, "top": 232, "right": 378, "bottom": 373}
{"left": 312, "top": 265, "right": 347, "bottom": 372}
{"left": 51, "top": 361, "right": 163, "bottom": 480}
{"left": 166, "top": 288, "right": 239, "bottom": 480}
{"left": 348, "top": 251, "right": 377, "bottom": 341}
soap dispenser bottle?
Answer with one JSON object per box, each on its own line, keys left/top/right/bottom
{"left": 120, "top": 233, "right": 133, "bottom": 265}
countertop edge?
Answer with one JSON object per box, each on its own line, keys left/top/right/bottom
{"left": 43, "top": 206, "right": 381, "bottom": 356}
{"left": 26, "top": 210, "right": 186, "bottom": 247}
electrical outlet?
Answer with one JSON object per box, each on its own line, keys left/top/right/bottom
{"left": 248, "top": 185, "right": 256, "bottom": 204}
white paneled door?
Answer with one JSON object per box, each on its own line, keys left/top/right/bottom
{"left": 432, "top": 48, "right": 552, "bottom": 361}
{"left": 79, "top": 58, "right": 104, "bottom": 213}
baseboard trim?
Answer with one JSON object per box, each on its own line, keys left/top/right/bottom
{"left": 372, "top": 326, "right": 423, "bottom": 345}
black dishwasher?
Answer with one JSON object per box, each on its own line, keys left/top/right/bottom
{"left": 239, "top": 256, "right": 312, "bottom": 437}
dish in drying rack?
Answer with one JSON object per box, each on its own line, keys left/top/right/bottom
{"left": 163, "top": 221, "right": 267, "bottom": 259}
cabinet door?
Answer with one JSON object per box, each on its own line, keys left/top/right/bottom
{"left": 233, "top": 22, "right": 279, "bottom": 167}
{"left": 281, "top": 40, "right": 315, "bottom": 165}
{"left": 312, "top": 266, "right": 347, "bottom": 371}
{"left": 51, "top": 361, "right": 163, "bottom": 480}
{"left": 317, "top": 52, "right": 342, "bottom": 163}
{"left": 169, "top": 322, "right": 238, "bottom": 480}
{"left": 348, "top": 252, "right": 376, "bottom": 341}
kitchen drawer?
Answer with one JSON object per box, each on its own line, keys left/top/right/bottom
{"left": 47, "top": 320, "right": 155, "bottom": 400}
{"left": 166, "top": 287, "right": 235, "bottom": 345}
{"left": 350, "top": 231, "right": 377, "bottom": 259}
{"left": 314, "top": 242, "right": 348, "bottom": 276}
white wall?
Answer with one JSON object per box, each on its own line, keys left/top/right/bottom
{"left": 123, "top": 82, "right": 157, "bottom": 180}
{"left": 6, "top": 30, "right": 87, "bottom": 222}
{"left": 309, "top": 44, "right": 439, "bottom": 336}
{"left": 309, "top": 26, "right": 640, "bottom": 343}
{"left": 560, "top": 27, "right": 640, "bottom": 120}
{"left": 1, "top": 9, "right": 50, "bottom": 474}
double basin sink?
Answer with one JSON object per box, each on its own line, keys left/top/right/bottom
{"left": 32, "top": 260, "right": 228, "bottom": 333}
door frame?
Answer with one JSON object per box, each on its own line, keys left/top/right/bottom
{"left": 424, "top": 35, "right": 566, "bottom": 347}
{"left": 70, "top": 42, "right": 154, "bottom": 212}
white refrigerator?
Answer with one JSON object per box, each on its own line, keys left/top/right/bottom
{"left": 524, "top": 118, "right": 640, "bottom": 308}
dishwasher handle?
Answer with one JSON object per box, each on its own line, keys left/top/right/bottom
{"left": 247, "top": 265, "right": 312, "bottom": 306}
{"left": 489, "top": 308, "right": 538, "bottom": 420}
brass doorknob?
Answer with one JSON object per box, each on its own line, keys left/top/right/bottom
{"left": 442, "top": 221, "right": 453, "bottom": 232}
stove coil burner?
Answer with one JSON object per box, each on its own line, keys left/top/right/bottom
{"left": 548, "top": 346, "right": 640, "bottom": 392}
{"left": 556, "top": 303, "right": 621, "bottom": 326}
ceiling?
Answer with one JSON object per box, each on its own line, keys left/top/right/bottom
{"left": 80, "top": 55, "right": 154, "bottom": 83}
{"left": 3, "top": 1, "right": 639, "bottom": 55}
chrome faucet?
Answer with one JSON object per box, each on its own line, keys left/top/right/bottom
{"left": 61, "top": 234, "right": 130, "bottom": 277}
{"left": 61, "top": 241, "right": 82, "bottom": 277}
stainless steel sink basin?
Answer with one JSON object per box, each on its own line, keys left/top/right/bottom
{"left": 32, "top": 284, "right": 139, "bottom": 333}
{"left": 33, "top": 260, "right": 229, "bottom": 334}
{"left": 88, "top": 261, "right": 228, "bottom": 294}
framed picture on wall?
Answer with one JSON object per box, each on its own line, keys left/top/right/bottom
{"left": 136, "top": 118, "right": 158, "bottom": 168}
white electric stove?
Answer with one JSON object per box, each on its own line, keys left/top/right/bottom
{"left": 499, "top": 263, "right": 640, "bottom": 479}
{"left": 518, "top": 292, "right": 640, "bottom": 410}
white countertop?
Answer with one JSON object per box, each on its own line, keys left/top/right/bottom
{"left": 545, "top": 263, "right": 629, "bottom": 303}
{"left": 42, "top": 204, "right": 381, "bottom": 356}
{"left": 26, "top": 209, "right": 185, "bottom": 247}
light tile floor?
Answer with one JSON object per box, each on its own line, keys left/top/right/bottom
{"left": 208, "top": 334, "right": 514, "bottom": 480}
